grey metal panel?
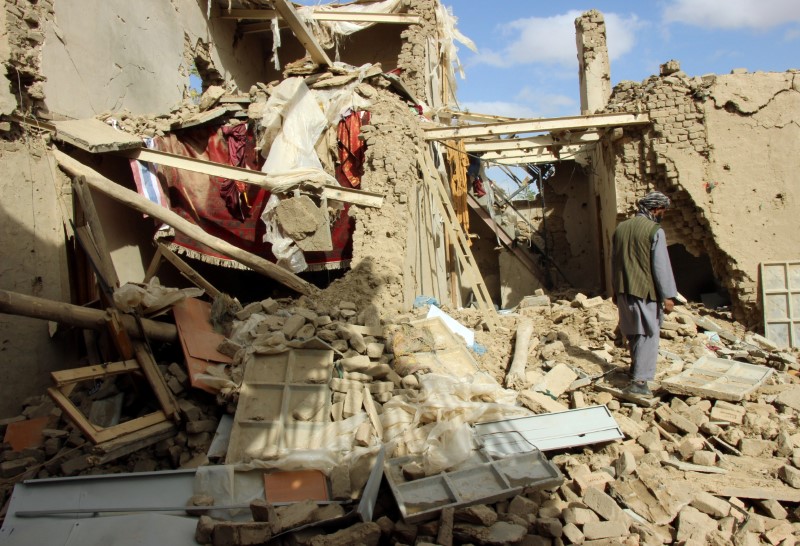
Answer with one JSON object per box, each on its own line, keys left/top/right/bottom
{"left": 384, "top": 448, "right": 562, "bottom": 523}
{"left": 62, "top": 514, "right": 198, "bottom": 546}
{"left": 0, "top": 470, "right": 197, "bottom": 546}
{"left": 473, "top": 405, "right": 623, "bottom": 453}
{"left": 761, "top": 260, "right": 800, "bottom": 348}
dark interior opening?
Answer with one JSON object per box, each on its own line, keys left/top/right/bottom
{"left": 668, "top": 243, "right": 730, "bottom": 307}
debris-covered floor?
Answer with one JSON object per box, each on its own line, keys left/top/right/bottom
{"left": 2, "top": 279, "right": 800, "bottom": 545}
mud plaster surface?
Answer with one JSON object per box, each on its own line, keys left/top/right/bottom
{"left": 0, "top": 141, "right": 75, "bottom": 416}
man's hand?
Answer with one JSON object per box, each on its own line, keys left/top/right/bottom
{"left": 663, "top": 298, "right": 674, "bottom": 313}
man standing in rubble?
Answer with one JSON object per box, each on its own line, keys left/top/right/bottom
{"left": 612, "top": 191, "right": 678, "bottom": 397}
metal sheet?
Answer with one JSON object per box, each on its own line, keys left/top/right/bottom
{"left": 0, "top": 470, "right": 197, "bottom": 546}
{"left": 760, "top": 260, "right": 800, "bottom": 348}
{"left": 384, "top": 448, "right": 562, "bottom": 523}
{"left": 473, "top": 405, "right": 623, "bottom": 453}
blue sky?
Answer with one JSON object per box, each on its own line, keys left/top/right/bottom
{"left": 446, "top": 0, "right": 800, "bottom": 118}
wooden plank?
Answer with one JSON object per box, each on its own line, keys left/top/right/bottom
{"left": 72, "top": 175, "right": 120, "bottom": 288}
{"left": 423, "top": 112, "right": 650, "bottom": 141}
{"left": 116, "top": 148, "right": 383, "bottom": 208}
{"left": 481, "top": 144, "right": 591, "bottom": 161}
{"left": 90, "top": 421, "right": 177, "bottom": 465}
{"left": 417, "top": 151, "right": 498, "bottom": 330}
{"left": 47, "top": 386, "right": 102, "bottom": 443}
{"left": 143, "top": 245, "right": 164, "bottom": 283}
{"left": 706, "top": 486, "right": 800, "bottom": 503}
{"left": 92, "top": 411, "right": 169, "bottom": 444}
{"left": 107, "top": 310, "right": 135, "bottom": 360}
{"left": 74, "top": 225, "right": 114, "bottom": 292}
{"left": 464, "top": 132, "right": 600, "bottom": 152}
{"left": 51, "top": 118, "right": 142, "bottom": 153}
{"left": 661, "top": 459, "right": 727, "bottom": 474}
{"left": 271, "top": 0, "right": 332, "bottom": 66}
{"left": 218, "top": 7, "right": 420, "bottom": 24}
{"left": 133, "top": 342, "right": 181, "bottom": 421}
{"left": 54, "top": 149, "right": 320, "bottom": 297}
{"left": 155, "top": 243, "right": 222, "bottom": 299}
{"left": 466, "top": 193, "right": 540, "bottom": 276}
{"left": 52, "top": 360, "right": 140, "bottom": 386}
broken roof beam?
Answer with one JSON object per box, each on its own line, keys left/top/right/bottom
{"left": 423, "top": 112, "right": 649, "bottom": 141}
{"left": 271, "top": 0, "right": 333, "bottom": 67}
{"left": 115, "top": 148, "right": 383, "bottom": 209}
{"left": 54, "top": 149, "right": 321, "bottom": 298}
{"left": 217, "top": 7, "right": 421, "bottom": 24}
{"left": 487, "top": 146, "right": 593, "bottom": 165}
{"left": 465, "top": 132, "right": 600, "bottom": 152}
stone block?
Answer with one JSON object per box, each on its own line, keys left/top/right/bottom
{"left": 534, "top": 363, "right": 578, "bottom": 398}
{"left": 583, "top": 487, "right": 626, "bottom": 522}
{"left": 562, "top": 522, "right": 584, "bottom": 545}
{"left": 508, "top": 495, "right": 539, "bottom": 517}
{"left": 615, "top": 450, "right": 637, "bottom": 476}
{"left": 710, "top": 400, "right": 745, "bottom": 424}
{"left": 692, "top": 450, "right": 717, "bottom": 466}
{"left": 583, "top": 520, "right": 629, "bottom": 540}
{"left": 739, "top": 438, "right": 773, "bottom": 457}
{"left": 678, "top": 437, "right": 705, "bottom": 459}
{"left": 562, "top": 506, "right": 599, "bottom": 526}
{"left": 676, "top": 506, "right": 717, "bottom": 543}
{"left": 779, "top": 465, "right": 800, "bottom": 488}
{"left": 574, "top": 471, "right": 613, "bottom": 495}
{"left": 308, "top": 521, "right": 381, "bottom": 546}
{"left": 656, "top": 405, "right": 699, "bottom": 434}
{"left": 275, "top": 499, "right": 319, "bottom": 532}
{"left": 691, "top": 491, "right": 730, "bottom": 518}
{"left": 756, "top": 499, "right": 787, "bottom": 520}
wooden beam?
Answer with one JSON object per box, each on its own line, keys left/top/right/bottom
{"left": 216, "top": 7, "right": 421, "bottom": 24}
{"left": 465, "top": 132, "right": 600, "bottom": 152}
{"left": 481, "top": 144, "right": 591, "bottom": 162}
{"left": 72, "top": 176, "right": 120, "bottom": 288}
{"left": 52, "top": 360, "right": 140, "bottom": 386}
{"left": 439, "top": 110, "right": 519, "bottom": 124}
{"left": 271, "top": 0, "right": 333, "bottom": 66}
{"left": 423, "top": 112, "right": 650, "bottom": 141}
{"left": 0, "top": 288, "right": 177, "bottom": 342}
{"left": 54, "top": 149, "right": 321, "bottom": 298}
{"left": 153, "top": 243, "right": 222, "bottom": 299}
{"left": 115, "top": 148, "right": 383, "bottom": 208}
{"left": 134, "top": 342, "right": 181, "bottom": 421}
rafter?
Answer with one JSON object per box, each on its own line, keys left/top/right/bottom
{"left": 464, "top": 132, "right": 600, "bottom": 153}
{"left": 423, "top": 112, "right": 649, "bottom": 141}
{"left": 215, "top": 7, "right": 420, "bottom": 25}
{"left": 271, "top": 0, "right": 332, "bottom": 66}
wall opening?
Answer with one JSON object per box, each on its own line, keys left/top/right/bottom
{"left": 668, "top": 243, "right": 730, "bottom": 307}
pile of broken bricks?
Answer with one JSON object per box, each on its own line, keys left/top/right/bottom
{"left": 2, "top": 287, "right": 800, "bottom": 546}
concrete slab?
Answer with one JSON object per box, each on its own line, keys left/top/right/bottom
{"left": 660, "top": 355, "right": 772, "bottom": 401}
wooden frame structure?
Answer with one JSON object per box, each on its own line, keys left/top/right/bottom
{"left": 47, "top": 360, "right": 169, "bottom": 444}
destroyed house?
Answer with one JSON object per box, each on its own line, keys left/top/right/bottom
{"left": 1, "top": 1, "right": 800, "bottom": 545}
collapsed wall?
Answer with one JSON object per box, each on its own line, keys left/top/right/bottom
{"left": 603, "top": 66, "right": 800, "bottom": 328}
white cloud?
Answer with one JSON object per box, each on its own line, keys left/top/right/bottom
{"left": 472, "top": 11, "right": 642, "bottom": 68}
{"left": 663, "top": 0, "right": 800, "bottom": 29}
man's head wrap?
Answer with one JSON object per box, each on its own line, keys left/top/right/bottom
{"left": 638, "top": 191, "right": 671, "bottom": 213}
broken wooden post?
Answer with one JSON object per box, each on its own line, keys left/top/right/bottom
{"left": 505, "top": 319, "right": 534, "bottom": 390}
{"left": 53, "top": 149, "right": 320, "bottom": 298}
{"left": 0, "top": 288, "right": 177, "bottom": 342}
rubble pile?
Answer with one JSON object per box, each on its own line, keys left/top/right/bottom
{"left": 3, "top": 284, "right": 799, "bottom": 544}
